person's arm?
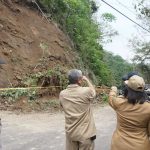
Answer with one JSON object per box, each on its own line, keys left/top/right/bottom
{"left": 109, "top": 86, "right": 118, "bottom": 110}
{"left": 82, "top": 76, "right": 96, "bottom": 96}
{"left": 82, "top": 76, "right": 95, "bottom": 89}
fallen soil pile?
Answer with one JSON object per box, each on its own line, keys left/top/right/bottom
{"left": 0, "top": 1, "right": 80, "bottom": 111}
{"left": 0, "top": 1, "right": 110, "bottom": 112}
{"left": 0, "top": 1, "right": 78, "bottom": 88}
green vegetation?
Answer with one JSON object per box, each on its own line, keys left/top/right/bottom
{"left": 0, "top": 89, "right": 37, "bottom": 102}
{"left": 104, "top": 52, "right": 133, "bottom": 87}
{"left": 38, "top": 0, "right": 132, "bottom": 86}
{"left": 101, "top": 93, "right": 109, "bottom": 102}
{"left": 130, "top": 0, "right": 150, "bottom": 83}
{"left": 40, "top": 0, "right": 113, "bottom": 85}
{"left": 0, "top": 67, "right": 68, "bottom": 104}
{"left": 23, "top": 67, "right": 68, "bottom": 88}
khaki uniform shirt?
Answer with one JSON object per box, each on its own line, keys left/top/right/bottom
{"left": 109, "top": 90, "right": 150, "bottom": 150}
{"left": 59, "top": 84, "right": 96, "bottom": 141}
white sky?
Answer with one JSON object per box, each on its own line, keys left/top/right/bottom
{"left": 95, "top": 0, "right": 138, "bottom": 61}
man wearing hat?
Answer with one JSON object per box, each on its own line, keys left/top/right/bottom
{"left": 109, "top": 74, "right": 150, "bottom": 150}
{"left": 59, "top": 69, "right": 96, "bottom": 150}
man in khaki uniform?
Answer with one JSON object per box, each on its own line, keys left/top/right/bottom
{"left": 109, "top": 75, "right": 150, "bottom": 150}
{"left": 59, "top": 69, "right": 96, "bottom": 150}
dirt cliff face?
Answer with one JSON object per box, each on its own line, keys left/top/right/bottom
{"left": 0, "top": 1, "right": 78, "bottom": 87}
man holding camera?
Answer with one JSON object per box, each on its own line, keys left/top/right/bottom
{"left": 59, "top": 69, "right": 96, "bottom": 150}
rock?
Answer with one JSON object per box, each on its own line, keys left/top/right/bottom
{"left": 0, "top": 24, "right": 4, "bottom": 30}
{"left": 2, "top": 51, "right": 9, "bottom": 56}
{"left": 16, "top": 75, "right": 22, "bottom": 80}
{"left": 54, "top": 39, "right": 65, "bottom": 48}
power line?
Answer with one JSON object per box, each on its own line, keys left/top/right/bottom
{"left": 101, "top": 0, "right": 150, "bottom": 34}
{"left": 115, "top": 0, "right": 136, "bottom": 15}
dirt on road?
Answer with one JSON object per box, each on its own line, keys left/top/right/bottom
{"left": 0, "top": 105, "right": 116, "bottom": 150}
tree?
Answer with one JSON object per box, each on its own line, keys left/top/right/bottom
{"left": 104, "top": 51, "right": 133, "bottom": 87}
{"left": 131, "top": 38, "right": 150, "bottom": 63}
{"left": 40, "top": 0, "right": 116, "bottom": 85}
{"left": 97, "top": 13, "right": 118, "bottom": 43}
{"left": 129, "top": 0, "right": 150, "bottom": 82}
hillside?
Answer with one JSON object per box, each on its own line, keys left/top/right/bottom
{"left": 0, "top": 1, "right": 133, "bottom": 111}
{"left": 0, "top": 1, "right": 78, "bottom": 88}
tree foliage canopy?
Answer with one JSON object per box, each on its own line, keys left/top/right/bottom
{"left": 130, "top": 0, "right": 150, "bottom": 82}
{"left": 104, "top": 52, "right": 133, "bottom": 87}
{"left": 40, "top": 0, "right": 132, "bottom": 86}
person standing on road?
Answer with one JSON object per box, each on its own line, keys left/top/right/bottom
{"left": 59, "top": 69, "right": 96, "bottom": 150}
{"left": 109, "top": 74, "right": 150, "bottom": 150}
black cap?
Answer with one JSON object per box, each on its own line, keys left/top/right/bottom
{"left": 122, "top": 71, "right": 139, "bottom": 81}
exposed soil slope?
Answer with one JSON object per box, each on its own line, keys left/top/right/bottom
{"left": 0, "top": 1, "right": 78, "bottom": 88}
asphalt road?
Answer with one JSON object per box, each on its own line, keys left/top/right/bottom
{"left": 0, "top": 106, "right": 116, "bottom": 150}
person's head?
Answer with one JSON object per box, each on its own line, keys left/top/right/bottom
{"left": 123, "top": 75, "right": 148, "bottom": 104}
{"left": 68, "top": 69, "right": 83, "bottom": 85}
{"left": 122, "top": 71, "right": 139, "bottom": 81}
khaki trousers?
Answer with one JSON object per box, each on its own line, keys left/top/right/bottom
{"left": 66, "top": 135, "right": 95, "bottom": 150}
